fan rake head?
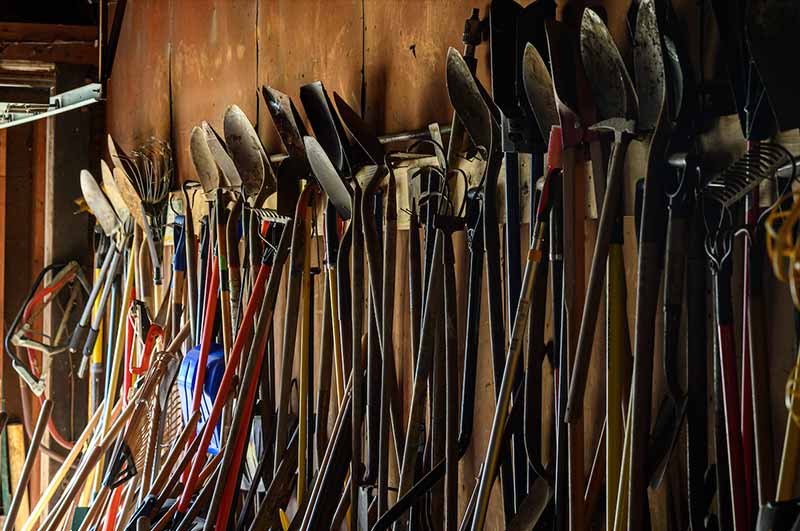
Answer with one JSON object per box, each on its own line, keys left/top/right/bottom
{"left": 702, "top": 142, "right": 790, "bottom": 208}
{"left": 112, "top": 137, "right": 173, "bottom": 216}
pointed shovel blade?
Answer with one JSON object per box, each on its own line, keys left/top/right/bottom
{"left": 304, "top": 136, "right": 352, "bottom": 220}
{"left": 633, "top": 0, "right": 666, "bottom": 133}
{"left": 190, "top": 125, "right": 220, "bottom": 194}
{"left": 579, "top": 8, "right": 637, "bottom": 122}
{"left": 112, "top": 166, "right": 147, "bottom": 231}
{"left": 522, "top": 43, "right": 559, "bottom": 142}
{"left": 446, "top": 47, "right": 493, "bottom": 151}
{"left": 81, "top": 169, "right": 120, "bottom": 237}
{"left": 100, "top": 159, "right": 131, "bottom": 226}
{"left": 202, "top": 121, "right": 242, "bottom": 188}
{"left": 223, "top": 105, "right": 267, "bottom": 200}
{"left": 262, "top": 86, "right": 309, "bottom": 168}
{"left": 300, "top": 81, "right": 352, "bottom": 176}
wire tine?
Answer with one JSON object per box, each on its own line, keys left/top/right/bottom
{"left": 252, "top": 207, "right": 291, "bottom": 225}
{"left": 703, "top": 142, "right": 790, "bottom": 208}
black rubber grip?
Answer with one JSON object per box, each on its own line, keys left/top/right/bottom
{"left": 82, "top": 327, "right": 100, "bottom": 362}
{"left": 68, "top": 323, "right": 88, "bottom": 354}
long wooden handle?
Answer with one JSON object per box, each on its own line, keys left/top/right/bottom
{"left": 297, "top": 201, "right": 313, "bottom": 505}
{"left": 273, "top": 206, "right": 308, "bottom": 472}
{"left": 76, "top": 485, "right": 110, "bottom": 531}
{"left": 471, "top": 238, "right": 544, "bottom": 530}
{"left": 612, "top": 395, "right": 634, "bottom": 531}
{"left": 21, "top": 400, "right": 104, "bottom": 531}
{"left": 566, "top": 137, "right": 629, "bottom": 422}
{"left": 626, "top": 241, "right": 662, "bottom": 531}
{"left": 4, "top": 400, "right": 52, "bottom": 531}
{"left": 182, "top": 188, "right": 198, "bottom": 342}
{"left": 605, "top": 241, "right": 629, "bottom": 531}
{"left": 561, "top": 146, "right": 586, "bottom": 531}
{"left": 40, "top": 445, "right": 103, "bottom": 531}
{"left": 396, "top": 232, "right": 444, "bottom": 500}
{"left": 327, "top": 266, "right": 345, "bottom": 404}
{"left": 348, "top": 186, "right": 364, "bottom": 531}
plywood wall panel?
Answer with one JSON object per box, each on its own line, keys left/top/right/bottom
{"left": 171, "top": 0, "right": 258, "bottom": 181}
{"left": 362, "top": 0, "right": 492, "bottom": 136}
{"left": 105, "top": 0, "right": 171, "bottom": 152}
{"left": 257, "top": 0, "right": 363, "bottom": 153}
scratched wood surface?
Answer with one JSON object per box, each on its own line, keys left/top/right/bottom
{"left": 170, "top": 0, "right": 258, "bottom": 182}
{"left": 105, "top": 0, "right": 171, "bottom": 152}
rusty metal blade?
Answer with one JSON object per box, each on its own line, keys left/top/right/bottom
{"left": 633, "top": 0, "right": 666, "bottom": 133}
{"left": 223, "top": 104, "right": 267, "bottom": 200}
{"left": 445, "top": 47, "right": 493, "bottom": 151}
{"left": 262, "top": 86, "right": 308, "bottom": 165}
{"left": 112, "top": 166, "right": 147, "bottom": 231}
{"left": 332, "top": 92, "right": 385, "bottom": 166}
{"left": 80, "top": 169, "right": 120, "bottom": 237}
{"left": 300, "top": 81, "right": 351, "bottom": 176}
{"left": 202, "top": 121, "right": 242, "bottom": 188}
{"left": 517, "top": 0, "right": 558, "bottom": 149}
{"left": 304, "top": 136, "right": 351, "bottom": 220}
{"left": 522, "top": 43, "right": 559, "bottom": 141}
{"left": 190, "top": 125, "right": 220, "bottom": 194}
{"left": 100, "top": 159, "right": 131, "bottom": 225}
{"left": 580, "top": 8, "right": 638, "bottom": 122}
{"left": 106, "top": 133, "right": 137, "bottom": 179}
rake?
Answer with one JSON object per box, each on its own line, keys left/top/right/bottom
{"left": 703, "top": 142, "right": 791, "bottom": 208}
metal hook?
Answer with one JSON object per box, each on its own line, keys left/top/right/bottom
{"left": 447, "top": 166, "right": 470, "bottom": 218}
{"left": 408, "top": 138, "right": 448, "bottom": 171}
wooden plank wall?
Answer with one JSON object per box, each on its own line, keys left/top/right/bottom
{"left": 1, "top": 120, "right": 48, "bottom": 505}
{"left": 103, "top": 1, "right": 783, "bottom": 530}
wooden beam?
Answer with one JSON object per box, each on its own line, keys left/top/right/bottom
{"left": 0, "top": 61, "right": 55, "bottom": 90}
{"left": 0, "top": 23, "right": 97, "bottom": 65}
{"left": 0, "top": 23, "right": 96, "bottom": 43}
{"left": 0, "top": 42, "right": 97, "bottom": 65}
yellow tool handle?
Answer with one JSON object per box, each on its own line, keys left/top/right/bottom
{"left": 606, "top": 243, "right": 627, "bottom": 530}
{"left": 327, "top": 265, "right": 345, "bottom": 405}
{"left": 297, "top": 208, "right": 312, "bottom": 505}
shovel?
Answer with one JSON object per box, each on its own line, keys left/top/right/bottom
{"left": 624, "top": 1, "right": 673, "bottom": 528}
{"left": 565, "top": 8, "right": 638, "bottom": 424}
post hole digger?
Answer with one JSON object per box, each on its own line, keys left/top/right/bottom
{"left": 471, "top": 124, "right": 560, "bottom": 531}
{"left": 333, "top": 95, "right": 388, "bottom": 494}
{"left": 441, "top": 42, "right": 516, "bottom": 529}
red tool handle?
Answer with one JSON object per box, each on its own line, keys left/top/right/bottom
{"left": 176, "top": 260, "right": 270, "bottom": 513}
